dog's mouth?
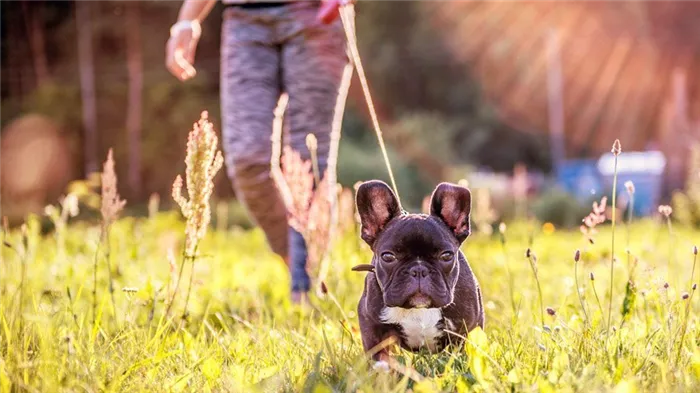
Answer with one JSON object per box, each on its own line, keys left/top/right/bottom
{"left": 407, "top": 292, "right": 432, "bottom": 308}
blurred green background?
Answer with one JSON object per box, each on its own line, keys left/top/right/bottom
{"left": 2, "top": 1, "right": 699, "bottom": 226}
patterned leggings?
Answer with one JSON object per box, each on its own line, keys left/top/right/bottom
{"left": 220, "top": 2, "right": 348, "bottom": 291}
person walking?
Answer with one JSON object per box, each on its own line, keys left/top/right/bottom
{"left": 166, "top": 0, "right": 349, "bottom": 303}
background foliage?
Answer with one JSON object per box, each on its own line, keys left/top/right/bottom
{"left": 1, "top": 1, "right": 551, "bottom": 212}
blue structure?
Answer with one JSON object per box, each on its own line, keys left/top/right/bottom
{"left": 556, "top": 151, "right": 666, "bottom": 217}
{"left": 555, "top": 159, "right": 603, "bottom": 203}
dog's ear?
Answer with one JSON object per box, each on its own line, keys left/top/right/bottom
{"left": 430, "top": 182, "right": 472, "bottom": 243}
{"left": 356, "top": 180, "right": 402, "bottom": 247}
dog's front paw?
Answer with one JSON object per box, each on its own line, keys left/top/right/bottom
{"left": 373, "top": 360, "right": 390, "bottom": 373}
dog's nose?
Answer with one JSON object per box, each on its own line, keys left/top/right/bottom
{"left": 409, "top": 265, "right": 428, "bottom": 278}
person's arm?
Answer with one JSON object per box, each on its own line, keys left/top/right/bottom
{"left": 166, "top": 0, "right": 217, "bottom": 81}
{"left": 177, "top": 0, "right": 216, "bottom": 23}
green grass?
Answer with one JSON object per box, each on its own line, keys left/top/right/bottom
{"left": 1, "top": 211, "right": 699, "bottom": 392}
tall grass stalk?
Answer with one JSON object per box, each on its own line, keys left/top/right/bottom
{"left": 675, "top": 247, "right": 698, "bottom": 364}
{"left": 104, "top": 227, "right": 118, "bottom": 324}
{"left": 306, "top": 134, "right": 321, "bottom": 187}
{"left": 170, "top": 112, "right": 223, "bottom": 321}
{"left": 574, "top": 250, "right": 589, "bottom": 325}
{"left": 1, "top": 218, "right": 8, "bottom": 315}
{"left": 19, "top": 225, "right": 29, "bottom": 385}
{"left": 181, "top": 245, "right": 200, "bottom": 320}
{"left": 100, "top": 149, "right": 126, "bottom": 325}
{"left": 500, "top": 224, "right": 516, "bottom": 317}
{"left": 657, "top": 205, "right": 674, "bottom": 281}
{"left": 664, "top": 210, "right": 673, "bottom": 278}
{"left": 690, "top": 246, "right": 698, "bottom": 292}
{"left": 590, "top": 272, "right": 605, "bottom": 323}
{"left": 608, "top": 139, "right": 621, "bottom": 332}
{"left": 92, "top": 234, "right": 100, "bottom": 324}
{"left": 18, "top": 225, "right": 28, "bottom": 333}
{"left": 164, "top": 251, "right": 188, "bottom": 319}
{"left": 527, "top": 248, "right": 545, "bottom": 327}
{"left": 625, "top": 181, "right": 635, "bottom": 271}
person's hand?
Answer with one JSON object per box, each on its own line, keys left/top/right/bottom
{"left": 166, "top": 20, "right": 200, "bottom": 81}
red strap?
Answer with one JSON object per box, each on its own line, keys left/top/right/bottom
{"left": 317, "top": 0, "right": 340, "bottom": 24}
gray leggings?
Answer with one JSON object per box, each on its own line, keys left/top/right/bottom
{"left": 220, "top": 3, "right": 348, "bottom": 261}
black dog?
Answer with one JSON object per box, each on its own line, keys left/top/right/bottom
{"left": 354, "top": 180, "right": 484, "bottom": 362}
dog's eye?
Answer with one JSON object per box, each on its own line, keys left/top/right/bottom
{"left": 440, "top": 251, "right": 454, "bottom": 262}
{"left": 381, "top": 252, "right": 397, "bottom": 263}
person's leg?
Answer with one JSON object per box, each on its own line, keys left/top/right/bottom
{"left": 278, "top": 3, "right": 349, "bottom": 295}
{"left": 220, "top": 8, "right": 289, "bottom": 260}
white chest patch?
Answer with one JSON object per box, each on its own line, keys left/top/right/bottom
{"left": 380, "top": 307, "right": 444, "bottom": 351}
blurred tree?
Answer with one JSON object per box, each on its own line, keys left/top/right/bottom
{"left": 352, "top": 1, "right": 549, "bottom": 178}
{"left": 3, "top": 3, "right": 29, "bottom": 100}
{"left": 125, "top": 2, "right": 143, "bottom": 198}
{"left": 75, "top": 0, "right": 98, "bottom": 176}
{"left": 22, "top": 0, "right": 51, "bottom": 86}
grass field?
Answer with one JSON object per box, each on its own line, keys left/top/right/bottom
{"left": 1, "top": 205, "right": 699, "bottom": 392}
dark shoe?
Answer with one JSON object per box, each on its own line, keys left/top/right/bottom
{"left": 289, "top": 228, "right": 311, "bottom": 293}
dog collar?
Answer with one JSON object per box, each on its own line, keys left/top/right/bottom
{"left": 350, "top": 263, "right": 385, "bottom": 293}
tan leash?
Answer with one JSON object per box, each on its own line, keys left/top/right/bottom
{"left": 339, "top": 2, "right": 403, "bottom": 208}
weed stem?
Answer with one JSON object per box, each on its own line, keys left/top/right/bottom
{"left": 527, "top": 250, "right": 544, "bottom": 327}
{"left": 675, "top": 251, "right": 698, "bottom": 364}
{"left": 608, "top": 142, "right": 620, "bottom": 332}
{"left": 575, "top": 257, "right": 589, "bottom": 325}
{"left": 182, "top": 245, "right": 200, "bottom": 320}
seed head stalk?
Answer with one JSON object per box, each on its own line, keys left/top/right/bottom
{"left": 164, "top": 248, "right": 187, "bottom": 319}
{"left": 17, "top": 224, "right": 29, "bottom": 384}
{"left": 499, "top": 224, "right": 516, "bottom": 317}
{"left": 1, "top": 218, "right": 7, "bottom": 304}
{"left": 675, "top": 248, "right": 697, "bottom": 364}
{"left": 665, "top": 213, "right": 673, "bottom": 279}
{"left": 104, "top": 228, "right": 118, "bottom": 325}
{"left": 608, "top": 139, "right": 621, "bottom": 332}
{"left": 18, "top": 225, "right": 28, "bottom": 334}
{"left": 526, "top": 248, "right": 545, "bottom": 327}
{"left": 625, "top": 181, "right": 635, "bottom": 271}
{"left": 92, "top": 238, "right": 99, "bottom": 325}
{"left": 98, "top": 149, "right": 126, "bottom": 325}
{"left": 690, "top": 246, "right": 698, "bottom": 292}
{"left": 168, "top": 111, "right": 223, "bottom": 321}
{"left": 306, "top": 134, "right": 321, "bottom": 187}
{"left": 658, "top": 205, "right": 674, "bottom": 280}
{"left": 181, "top": 244, "right": 200, "bottom": 320}
{"left": 590, "top": 272, "right": 605, "bottom": 323}
{"left": 574, "top": 250, "right": 589, "bottom": 325}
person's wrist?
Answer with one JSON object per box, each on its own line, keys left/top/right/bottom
{"left": 170, "top": 20, "right": 201, "bottom": 40}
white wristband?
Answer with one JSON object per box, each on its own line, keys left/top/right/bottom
{"left": 170, "top": 20, "right": 201, "bottom": 40}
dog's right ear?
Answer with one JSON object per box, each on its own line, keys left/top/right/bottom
{"left": 355, "top": 180, "right": 402, "bottom": 247}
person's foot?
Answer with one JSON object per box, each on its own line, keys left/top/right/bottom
{"left": 289, "top": 229, "right": 311, "bottom": 304}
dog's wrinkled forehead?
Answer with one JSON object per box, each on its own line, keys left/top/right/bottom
{"left": 374, "top": 214, "right": 456, "bottom": 253}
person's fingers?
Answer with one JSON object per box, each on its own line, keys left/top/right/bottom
{"left": 175, "top": 49, "right": 196, "bottom": 80}
{"left": 165, "top": 32, "right": 197, "bottom": 81}
{"left": 166, "top": 38, "right": 186, "bottom": 80}
{"left": 182, "top": 38, "right": 199, "bottom": 79}
{"left": 185, "top": 38, "right": 198, "bottom": 69}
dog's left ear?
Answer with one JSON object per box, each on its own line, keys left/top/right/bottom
{"left": 356, "top": 180, "right": 402, "bottom": 247}
{"left": 430, "top": 182, "right": 472, "bottom": 243}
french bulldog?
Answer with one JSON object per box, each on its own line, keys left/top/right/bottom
{"left": 354, "top": 180, "right": 484, "bottom": 362}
